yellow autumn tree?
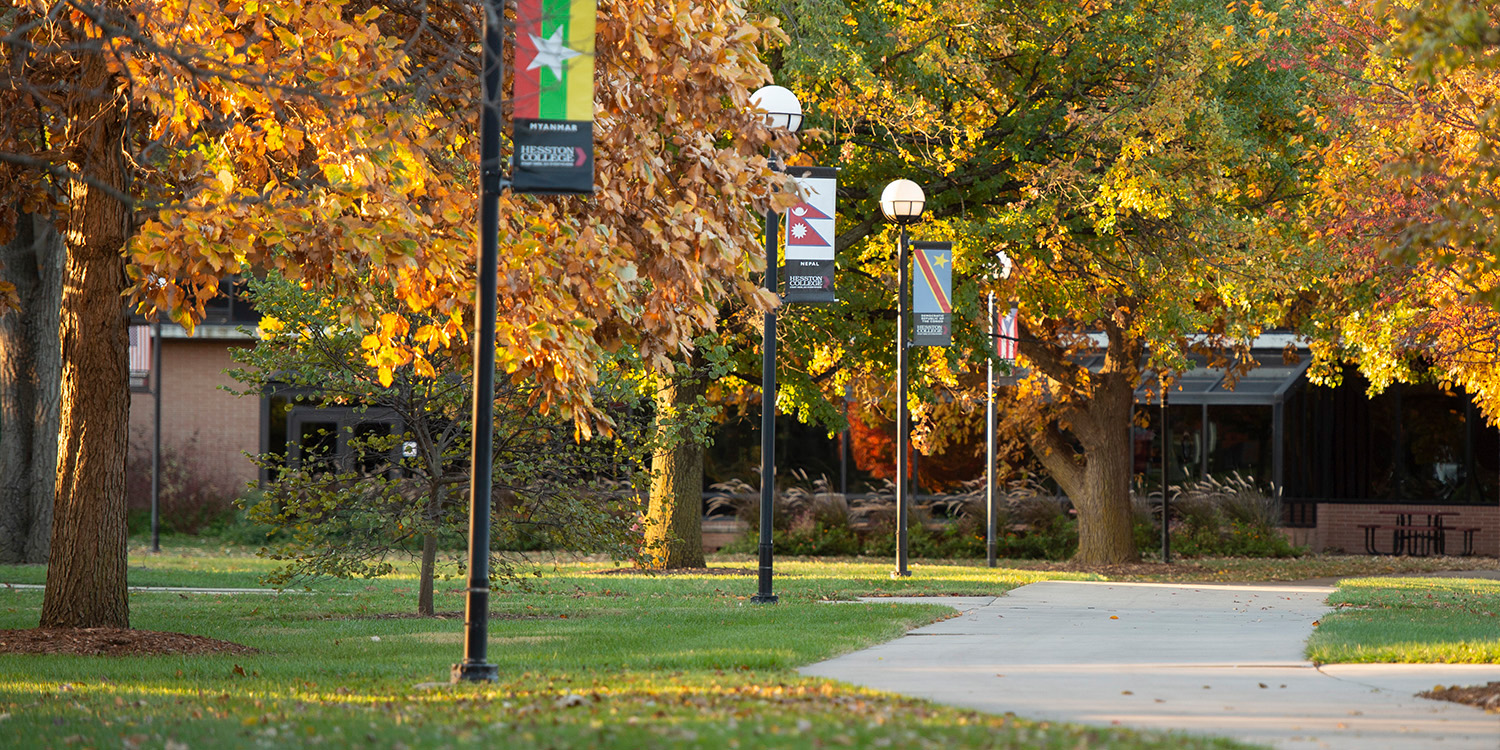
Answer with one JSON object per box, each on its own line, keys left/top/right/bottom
{"left": 0, "top": 0, "right": 791, "bottom": 629}
{"left": 1299, "top": 0, "right": 1500, "bottom": 424}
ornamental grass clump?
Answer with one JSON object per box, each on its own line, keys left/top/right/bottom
{"left": 1158, "top": 473, "right": 1303, "bottom": 558}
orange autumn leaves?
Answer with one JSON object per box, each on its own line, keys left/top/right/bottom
{"left": 4, "top": 0, "right": 797, "bottom": 433}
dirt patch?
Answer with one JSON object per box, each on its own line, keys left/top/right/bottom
{"left": 1421, "top": 682, "right": 1500, "bottom": 712}
{"left": 591, "top": 567, "right": 758, "bottom": 576}
{"left": 0, "top": 628, "right": 257, "bottom": 657}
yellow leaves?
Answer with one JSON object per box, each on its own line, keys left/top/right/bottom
{"left": 258, "top": 315, "right": 286, "bottom": 338}
{"left": 273, "top": 27, "right": 301, "bottom": 50}
{"left": 353, "top": 6, "right": 383, "bottom": 27}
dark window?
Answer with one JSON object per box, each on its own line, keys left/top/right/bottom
{"left": 1168, "top": 404, "right": 1204, "bottom": 484}
{"left": 202, "top": 278, "right": 262, "bottom": 325}
{"left": 1207, "top": 405, "right": 1271, "bottom": 484}
{"left": 265, "top": 394, "right": 403, "bottom": 478}
{"left": 1400, "top": 384, "right": 1470, "bottom": 501}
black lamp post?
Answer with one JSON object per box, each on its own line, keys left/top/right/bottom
{"left": 880, "top": 179, "right": 925, "bottom": 578}
{"left": 452, "top": 0, "right": 504, "bottom": 683}
{"left": 748, "top": 84, "right": 802, "bottom": 605}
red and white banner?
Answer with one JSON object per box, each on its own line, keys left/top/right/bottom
{"left": 783, "top": 166, "right": 838, "bottom": 304}
{"left": 997, "top": 304, "right": 1018, "bottom": 362}
{"left": 129, "top": 324, "right": 152, "bottom": 389}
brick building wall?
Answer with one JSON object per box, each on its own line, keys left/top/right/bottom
{"left": 1312, "top": 503, "right": 1500, "bottom": 557}
{"left": 127, "top": 331, "right": 260, "bottom": 500}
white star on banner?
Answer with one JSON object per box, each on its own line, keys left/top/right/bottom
{"left": 791, "top": 223, "right": 808, "bottom": 239}
{"left": 526, "top": 28, "right": 582, "bottom": 81}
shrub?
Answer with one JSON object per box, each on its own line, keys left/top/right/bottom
{"left": 125, "top": 432, "right": 238, "bottom": 535}
{"left": 715, "top": 469, "right": 1304, "bottom": 562}
{"left": 1149, "top": 473, "right": 1305, "bottom": 559}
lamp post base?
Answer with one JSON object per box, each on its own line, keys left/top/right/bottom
{"left": 750, "top": 594, "right": 779, "bottom": 604}
{"left": 890, "top": 570, "right": 911, "bottom": 579}
{"left": 451, "top": 662, "right": 499, "bottom": 683}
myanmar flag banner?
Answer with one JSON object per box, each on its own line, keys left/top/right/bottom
{"left": 912, "top": 241, "right": 953, "bottom": 347}
{"left": 512, "top": 0, "right": 596, "bottom": 195}
{"left": 783, "top": 166, "right": 838, "bottom": 304}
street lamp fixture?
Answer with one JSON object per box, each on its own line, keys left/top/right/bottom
{"left": 749, "top": 84, "right": 802, "bottom": 605}
{"left": 881, "top": 178, "right": 925, "bottom": 577}
{"left": 750, "top": 85, "right": 804, "bottom": 135}
{"left": 880, "top": 179, "right": 925, "bottom": 224}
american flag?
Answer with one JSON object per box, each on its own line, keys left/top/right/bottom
{"left": 996, "top": 304, "right": 1018, "bottom": 362}
{"left": 128, "top": 325, "right": 152, "bottom": 376}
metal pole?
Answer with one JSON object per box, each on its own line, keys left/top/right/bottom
{"left": 985, "top": 293, "right": 996, "bottom": 568}
{"left": 753, "top": 207, "right": 779, "bottom": 604}
{"left": 1161, "top": 384, "right": 1171, "bottom": 565}
{"left": 453, "top": 0, "right": 503, "bottom": 683}
{"left": 894, "top": 225, "right": 911, "bottom": 577}
{"left": 840, "top": 386, "right": 850, "bottom": 497}
{"left": 151, "top": 316, "right": 162, "bottom": 553}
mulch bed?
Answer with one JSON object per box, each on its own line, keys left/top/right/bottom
{"left": 591, "top": 567, "right": 758, "bottom": 576}
{"left": 0, "top": 628, "right": 257, "bottom": 657}
{"left": 1421, "top": 682, "right": 1500, "bottom": 712}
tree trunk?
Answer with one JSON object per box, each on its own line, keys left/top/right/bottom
{"left": 39, "top": 52, "right": 132, "bottom": 629}
{"left": 1071, "top": 411, "right": 1137, "bottom": 565}
{"left": 1031, "top": 372, "right": 1140, "bottom": 565}
{"left": 642, "top": 367, "right": 707, "bottom": 569}
{"left": 0, "top": 211, "right": 64, "bottom": 564}
{"left": 418, "top": 532, "right": 437, "bottom": 616}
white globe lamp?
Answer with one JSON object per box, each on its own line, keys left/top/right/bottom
{"left": 750, "top": 85, "right": 803, "bottom": 133}
{"left": 880, "top": 179, "right": 926, "bottom": 224}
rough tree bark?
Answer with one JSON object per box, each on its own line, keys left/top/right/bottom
{"left": 0, "top": 211, "right": 64, "bottom": 564}
{"left": 38, "top": 53, "right": 132, "bottom": 629}
{"left": 1021, "top": 314, "right": 1144, "bottom": 565}
{"left": 642, "top": 363, "right": 707, "bottom": 569}
{"left": 1030, "top": 375, "right": 1139, "bottom": 564}
{"left": 419, "top": 532, "right": 438, "bottom": 617}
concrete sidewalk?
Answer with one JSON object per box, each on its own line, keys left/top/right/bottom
{"left": 802, "top": 581, "right": 1500, "bottom": 749}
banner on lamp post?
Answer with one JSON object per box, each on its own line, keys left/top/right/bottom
{"left": 994, "top": 300, "right": 1026, "bottom": 385}
{"left": 512, "top": 0, "right": 596, "bottom": 195}
{"left": 996, "top": 303, "right": 1018, "bottom": 362}
{"left": 782, "top": 166, "right": 837, "bottom": 304}
{"left": 912, "top": 241, "right": 952, "bottom": 347}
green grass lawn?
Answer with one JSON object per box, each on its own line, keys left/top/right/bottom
{"left": 0, "top": 543, "right": 1262, "bottom": 750}
{"left": 1306, "top": 576, "right": 1500, "bottom": 664}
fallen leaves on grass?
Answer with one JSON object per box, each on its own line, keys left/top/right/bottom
{"left": 0, "top": 628, "right": 256, "bottom": 656}
{"left": 591, "top": 567, "right": 758, "bottom": 576}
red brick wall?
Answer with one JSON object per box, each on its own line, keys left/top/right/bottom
{"left": 128, "top": 338, "right": 259, "bottom": 498}
{"left": 1314, "top": 503, "right": 1500, "bottom": 557}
